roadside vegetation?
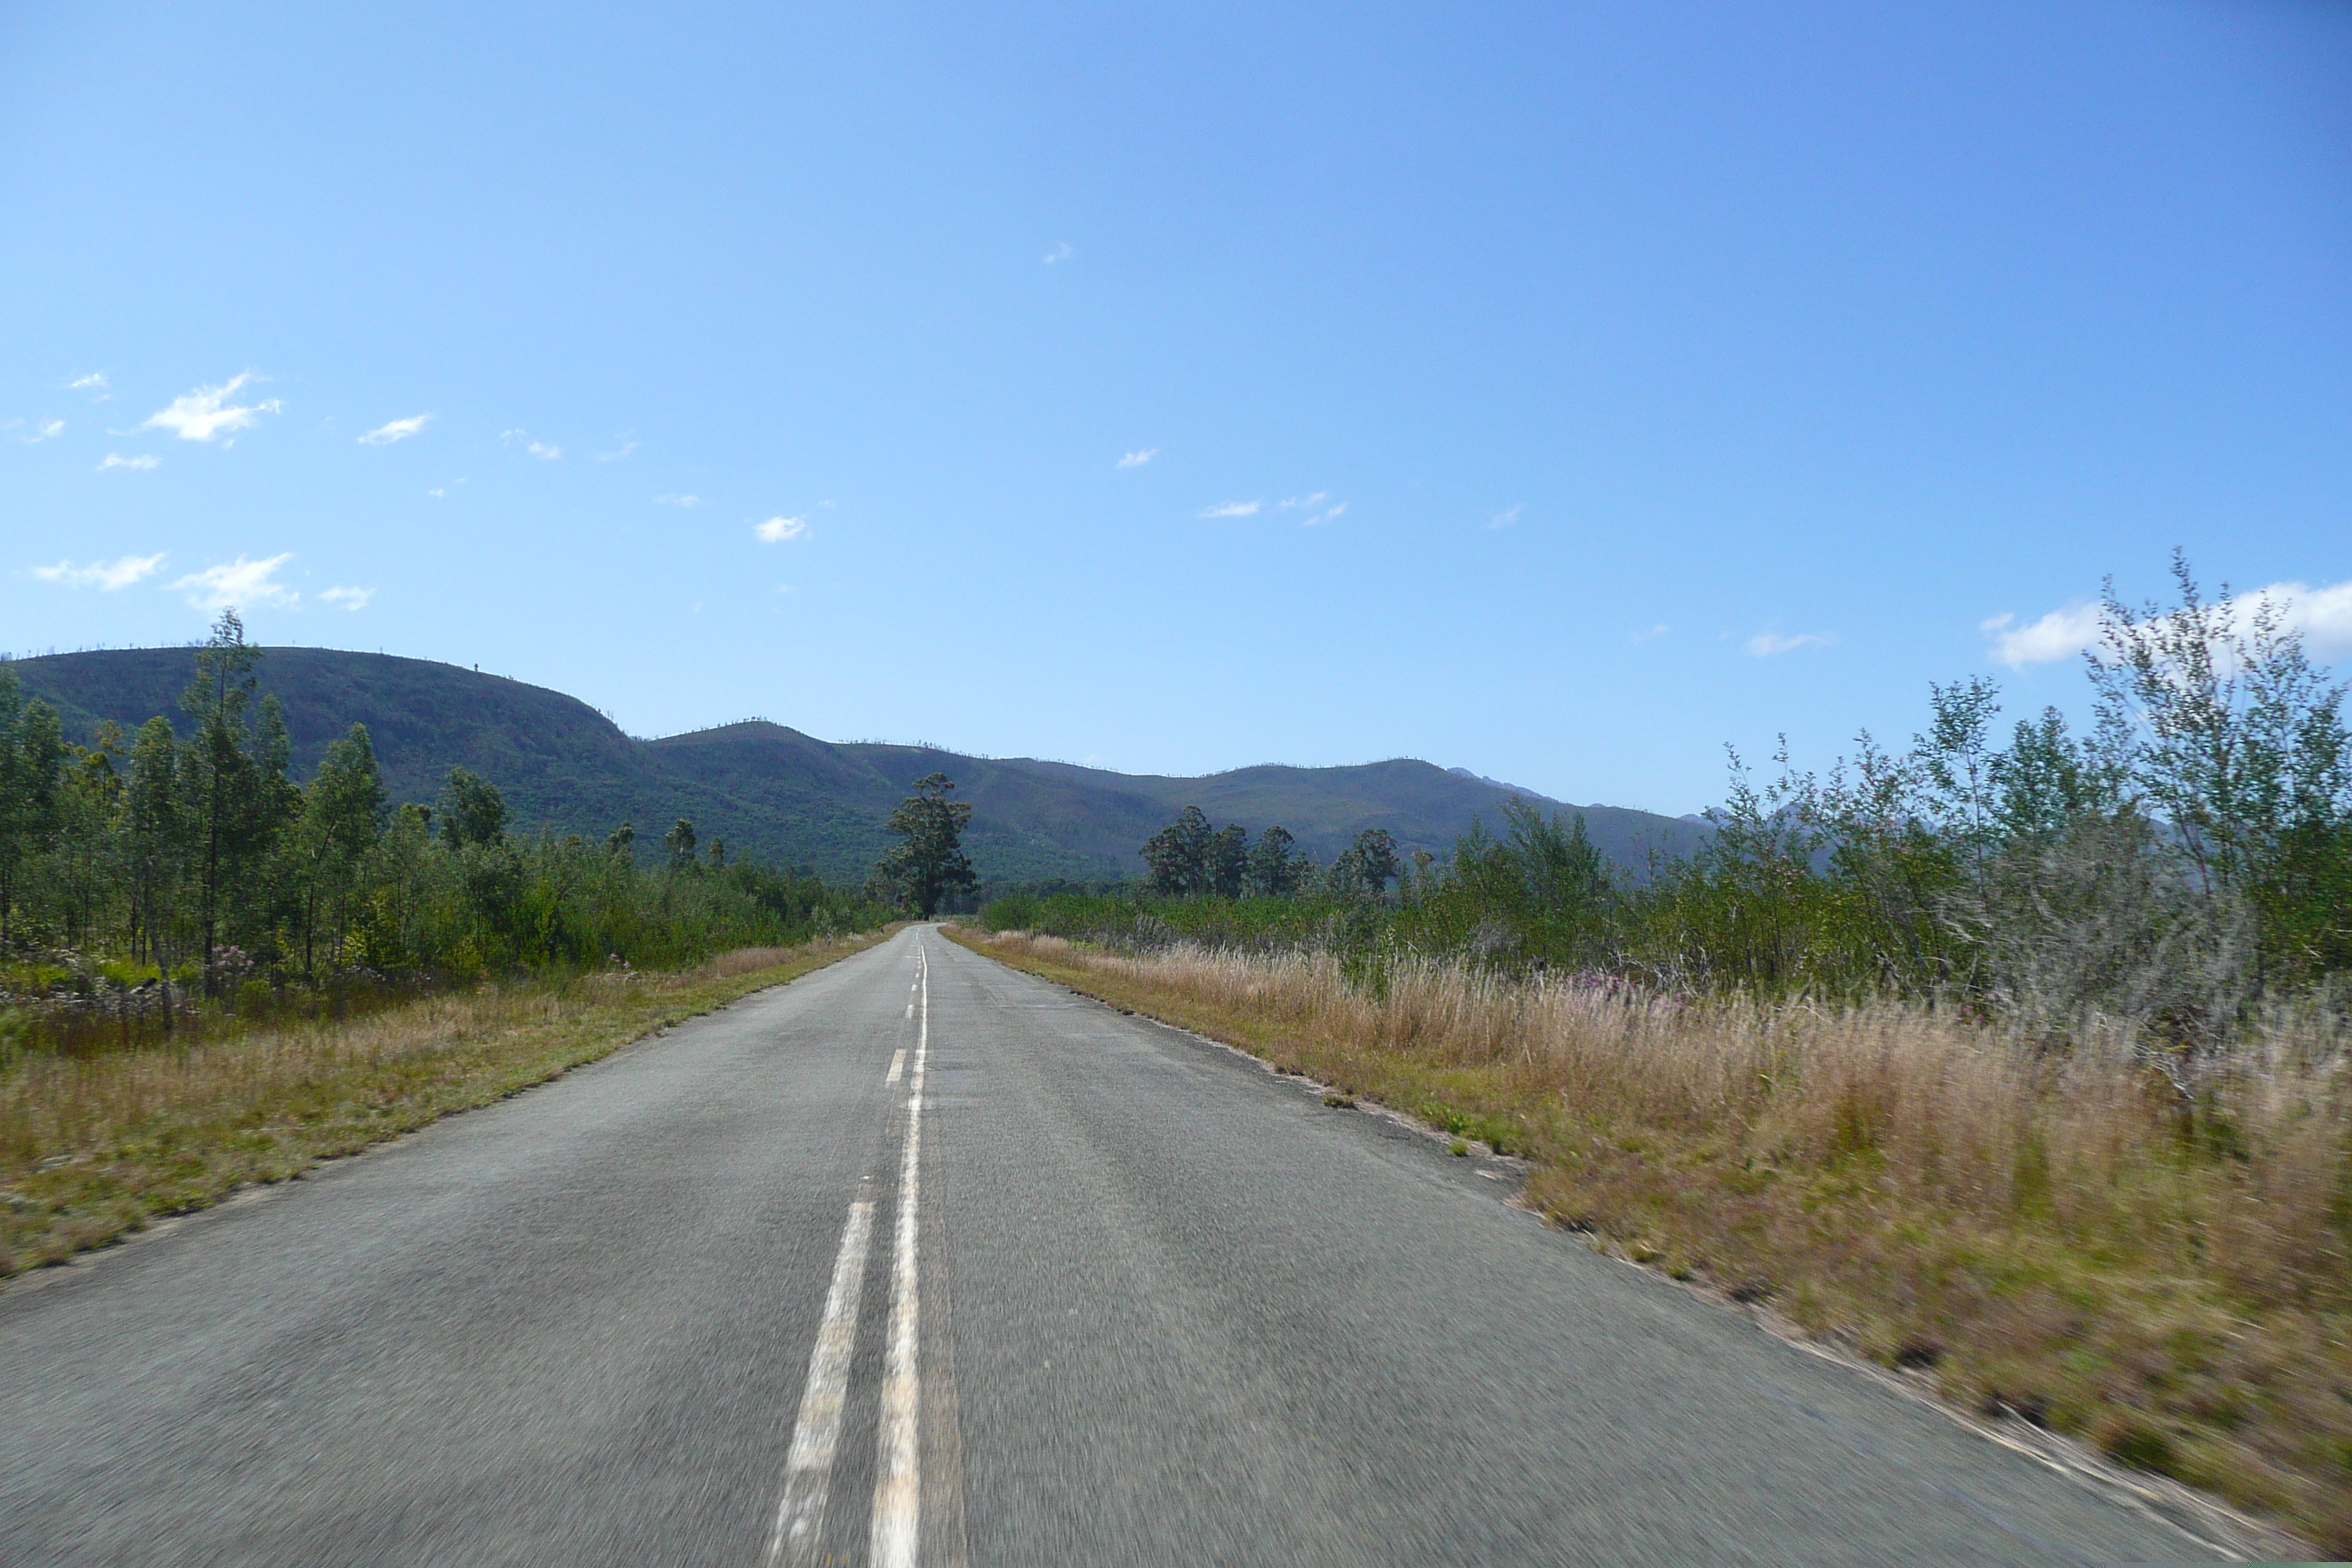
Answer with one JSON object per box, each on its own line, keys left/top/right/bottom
{"left": 0, "top": 617, "right": 899, "bottom": 1275}
{"left": 962, "top": 556, "right": 2352, "bottom": 1551}
{"left": 0, "top": 612, "right": 889, "bottom": 1058}
{"left": 1, "top": 931, "right": 891, "bottom": 1278}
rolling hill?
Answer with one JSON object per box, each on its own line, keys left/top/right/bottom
{"left": 15, "top": 647, "right": 1706, "bottom": 883}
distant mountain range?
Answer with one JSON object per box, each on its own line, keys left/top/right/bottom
{"left": 15, "top": 647, "right": 1707, "bottom": 883}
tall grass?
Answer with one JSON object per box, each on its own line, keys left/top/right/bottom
{"left": 1, "top": 932, "right": 889, "bottom": 1277}
{"left": 967, "top": 929, "right": 2352, "bottom": 1551}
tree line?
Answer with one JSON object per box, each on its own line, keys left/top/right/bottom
{"left": 0, "top": 614, "right": 887, "bottom": 1041}
{"left": 992, "top": 557, "right": 2352, "bottom": 1063}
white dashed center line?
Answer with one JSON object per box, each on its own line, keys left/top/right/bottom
{"left": 766, "top": 1198, "right": 875, "bottom": 1567}
{"left": 871, "top": 942, "right": 928, "bottom": 1566}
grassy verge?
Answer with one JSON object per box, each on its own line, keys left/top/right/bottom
{"left": 949, "top": 927, "right": 2351, "bottom": 1555}
{"left": 1, "top": 929, "right": 896, "bottom": 1278}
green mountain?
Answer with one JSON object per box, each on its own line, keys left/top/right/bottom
{"left": 15, "top": 647, "right": 1705, "bottom": 882}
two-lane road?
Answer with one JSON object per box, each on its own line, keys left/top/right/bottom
{"left": 0, "top": 928, "right": 2222, "bottom": 1564}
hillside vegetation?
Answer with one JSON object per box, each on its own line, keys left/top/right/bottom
{"left": 17, "top": 646, "right": 1703, "bottom": 883}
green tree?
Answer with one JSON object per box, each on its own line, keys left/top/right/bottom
{"left": 178, "top": 611, "right": 268, "bottom": 992}
{"left": 1329, "top": 827, "right": 1400, "bottom": 900}
{"left": 876, "top": 772, "right": 977, "bottom": 916}
{"left": 291, "top": 724, "right": 388, "bottom": 977}
{"left": 1141, "top": 806, "right": 1214, "bottom": 895}
{"left": 606, "top": 819, "right": 636, "bottom": 858}
{"left": 0, "top": 665, "right": 64, "bottom": 946}
{"left": 124, "top": 715, "right": 187, "bottom": 1025}
{"left": 1245, "top": 824, "right": 1306, "bottom": 897}
{"left": 436, "top": 767, "right": 510, "bottom": 849}
{"left": 1207, "top": 822, "right": 1250, "bottom": 898}
{"left": 48, "top": 724, "right": 126, "bottom": 949}
{"left": 664, "top": 817, "right": 698, "bottom": 867}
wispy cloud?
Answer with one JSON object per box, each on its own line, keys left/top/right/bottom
{"left": 173, "top": 554, "right": 298, "bottom": 611}
{"left": 1986, "top": 577, "right": 2352, "bottom": 668}
{"left": 1744, "top": 630, "right": 1836, "bottom": 657}
{"left": 98, "top": 453, "right": 159, "bottom": 472}
{"left": 1044, "top": 241, "right": 1073, "bottom": 265}
{"left": 1632, "top": 623, "right": 1670, "bottom": 642}
{"left": 1200, "top": 500, "right": 1262, "bottom": 519}
{"left": 597, "top": 435, "right": 639, "bottom": 462}
{"left": 1116, "top": 448, "right": 1158, "bottom": 470}
{"left": 774, "top": 583, "right": 799, "bottom": 595}
{"left": 69, "top": 372, "right": 109, "bottom": 395}
{"left": 320, "top": 585, "right": 374, "bottom": 611}
{"left": 1275, "top": 491, "right": 1348, "bottom": 526}
{"left": 32, "top": 553, "right": 167, "bottom": 591}
{"left": 142, "top": 373, "right": 280, "bottom": 442}
{"left": 755, "top": 516, "right": 808, "bottom": 543}
{"left": 1485, "top": 504, "right": 1523, "bottom": 530}
{"left": 655, "top": 493, "right": 706, "bottom": 508}
{"left": 19, "top": 417, "right": 64, "bottom": 444}
{"left": 358, "top": 413, "right": 433, "bottom": 446}
{"left": 502, "top": 429, "right": 562, "bottom": 459}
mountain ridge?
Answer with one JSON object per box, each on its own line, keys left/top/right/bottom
{"left": 14, "top": 647, "right": 1707, "bottom": 883}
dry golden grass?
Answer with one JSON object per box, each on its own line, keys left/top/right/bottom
{"left": 954, "top": 927, "right": 2352, "bottom": 1553}
{"left": 0, "top": 931, "right": 892, "bottom": 1280}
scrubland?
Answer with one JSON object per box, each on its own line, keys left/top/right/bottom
{"left": 960, "top": 928, "right": 2352, "bottom": 1553}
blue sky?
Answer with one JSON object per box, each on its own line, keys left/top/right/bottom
{"left": 4, "top": 1, "right": 2348, "bottom": 814}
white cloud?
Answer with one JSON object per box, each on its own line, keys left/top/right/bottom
{"left": 1300, "top": 500, "right": 1348, "bottom": 527}
{"left": 428, "top": 487, "right": 446, "bottom": 499}
{"left": 1633, "top": 623, "right": 1670, "bottom": 641}
{"left": 358, "top": 413, "right": 433, "bottom": 445}
{"left": 1745, "top": 630, "right": 1836, "bottom": 657}
{"left": 97, "top": 453, "right": 159, "bottom": 472}
{"left": 1200, "top": 500, "right": 1262, "bottom": 518}
{"left": 655, "top": 493, "right": 706, "bottom": 508}
{"left": 1116, "top": 448, "right": 1158, "bottom": 470}
{"left": 1485, "top": 504, "right": 1523, "bottom": 530}
{"left": 774, "top": 583, "right": 799, "bottom": 595}
{"left": 597, "top": 436, "right": 639, "bottom": 462}
{"left": 69, "top": 372, "right": 109, "bottom": 393}
{"left": 502, "top": 429, "right": 562, "bottom": 459}
{"left": 141, "top": 373, "right": 280, "bottom": 442}
{"left": 31, "top": 553, "right": 167, "bottom": 591}
{"left": 1987, "top": 577, "right": 2352, "bottom": 669}
{"left": 1278, "top": 492, "right": 1327, "bottom": 510}
{"left": 20, "top": 417, "right": 64, "bottom": 443}
{"left": 173, "top": 554, "right": 298, "bottom": 611}
{"left": 320, "top": 585, "right": 374, "bottom": 611}
{"left": 755, "top": 516, "right": 808, "bottom": 543}
{"left": 1044, "top": 241, "right": 1073, "bottom": 265}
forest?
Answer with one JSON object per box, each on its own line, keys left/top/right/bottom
{"left": 0, "top": 613, "right": 889, "bottom": 1053}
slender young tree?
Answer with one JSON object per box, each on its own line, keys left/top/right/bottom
{"left": 124, "top": 715, "right": 186, "bottom": 1027}
{"left": 0, "top": 666, "right": 64, "bottom": 946}
{"left": 292, "top": 724, "right": 387, "bottom": 977}
{"left": 177, "top": 611, "right": 266, "bottom": 994}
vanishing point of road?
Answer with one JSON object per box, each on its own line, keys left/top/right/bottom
{"left": 0, "top": 927, "right": 2231, "bottom": 1564}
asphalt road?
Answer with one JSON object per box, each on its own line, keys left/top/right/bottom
{"left": 0, "top": 926, "right": 2231, "bottom": 1565}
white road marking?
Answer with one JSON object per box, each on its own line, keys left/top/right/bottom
{"left": 905, "top": 1002, "right": 914, "bottom": 1019}
{"left": 872, "top": 943, "right": 927, "bottom": 1567}
{"left": 886, "top": 1049, "right": 905, "bottom": 1085}
{"left": 766, "top": 1199, "right": 875, "bottom": 1567}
